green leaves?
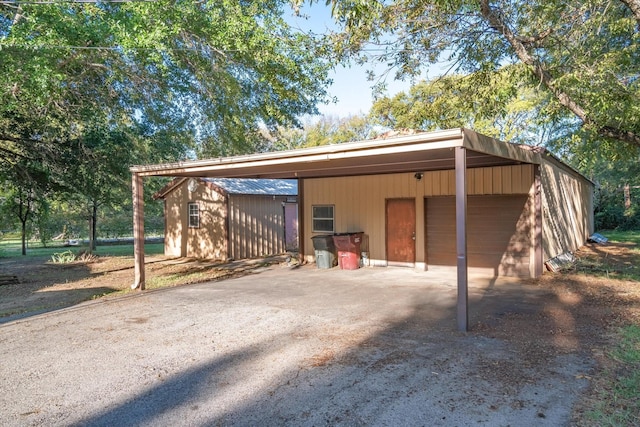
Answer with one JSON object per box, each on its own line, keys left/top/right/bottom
{"left": 326, "top": 0, "right": 640, "bottom": 150}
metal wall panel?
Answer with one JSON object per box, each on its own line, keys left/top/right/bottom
{"left": 303, "top": 164, "right": 535, "bottom": 270}
{"left": 540, "top": 160, "right": 594, "bottom": 261}
{"left": 228, "top": 195, "right": 290, "bottom": 259}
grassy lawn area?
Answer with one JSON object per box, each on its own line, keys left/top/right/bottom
{"left": 581, "top": 230, "right": 640, "bottom": 425}
{"left": 600, "top": 229, "right": 640, "bottom": 246}
{"left": 0, "top": 239, "right": 164, "bottom": 258}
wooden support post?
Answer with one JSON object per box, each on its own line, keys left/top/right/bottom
{"left": 132, "top": 173, "right": 145, "bottom": 290}
{"left": 455, "top": 147, "right": 468, "bottom": 332}
{"left": 534, "top": 165, "right": 543, "bottom": 278}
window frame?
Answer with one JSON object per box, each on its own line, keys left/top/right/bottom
{"left": 312, "top": 204, "right": 335, "bottom": 233}
{"left": 188, "top": 202, "right": 200, "bottom": 228}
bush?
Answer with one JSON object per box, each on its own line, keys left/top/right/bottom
{"left": 50, "top": 250, "right": 76, "bottom": 264}
{"left": 594, "top": 187, "right": 640, "bottom": 231}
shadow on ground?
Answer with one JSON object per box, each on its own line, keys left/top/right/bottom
{"left": 69, "top": 269, "right": 615, "bottom": 426}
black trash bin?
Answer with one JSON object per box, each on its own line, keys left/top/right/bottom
{"left": 311, "top": 235, "right": 337, "bottom": 269}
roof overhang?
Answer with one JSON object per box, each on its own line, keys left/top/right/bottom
{"left": 130, "top": 128, "right": 542, "bottom": 179}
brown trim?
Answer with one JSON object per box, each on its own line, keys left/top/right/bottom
{"left": 224, "top": 194, "right": 230, "bottom": 260}
{"left": 153, "top": 177, "right": 186, "bottom": 200}
{"left": 534, "top": 165, "right": 543, "bottom": 277}
{"left": 132, "top": 173, "right": 145, "bottom": 290}
{"left": 298, "top": 178, "right": 305, "bottom": 263}
{"left": 455, "top": 147, "right": 468, "bottom": 332}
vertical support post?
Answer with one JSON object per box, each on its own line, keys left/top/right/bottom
{"left": 455, "top": 147, "right": 468, "bottom": 332}
{"left": 534, "top": 165, "right": 543, "bottom": 278}
{"left": 297, "top": 177, "right": 305, "bottom": 263}
{"left": 132, "top": 173, "right": 145, "bottom": 290}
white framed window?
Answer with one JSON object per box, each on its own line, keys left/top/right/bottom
{"left": 188, "top": 202, "right": 200, "bottom": 228}
{"left": 312, "top": 205, "right": 334, "bottom": 233}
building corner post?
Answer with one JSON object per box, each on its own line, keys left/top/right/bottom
{"left": 132, "top": 172, "right": 145, "bottom": 290}
{"left": 534, "top": 165, "right": 543, "bottom": 278}
{"left": 455, "top": 146, "right": 468, "bottom": 332}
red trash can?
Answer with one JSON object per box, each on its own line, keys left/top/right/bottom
{"left": 332, "top": 232, "right": 363, "bottom": 270}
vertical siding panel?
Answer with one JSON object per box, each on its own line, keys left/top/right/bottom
{"left": 437, "top": 170, "right": 446, "bottom": 195}
{"left": 470, "top": 168, "right": 481, "bottom": 195}
{"left": 494, "top": 167, "right": 503, "bottom": 195}
{"left": 503, "top": 166, "right": 513, "bottom": 194}
{"left": 521, "top": 164, "right": 533, "bottom": 194}
{"left": 424, "top": 171, "right": 433, "bottom": 196}
{"left": 432, "top": 171, "right": 442, "bottom": 196}
{"left": 483, "top": 168, "right": 493, "bottom": 195}
{"left": 511, "top": 166, "right": 522, "bottom": 195}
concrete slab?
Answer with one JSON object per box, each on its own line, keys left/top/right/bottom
{"left": 0, "top": 264, "right": 590, "bottom": 426}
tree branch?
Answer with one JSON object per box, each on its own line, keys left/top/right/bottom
{"left": 479, "top": 0, "right": 640, "bottom": 149}
{"left": 620, "top": 0, "right": 640, "bottom": 27}
{"left": 515, "top": 28, "right": 553, "bottom": 46}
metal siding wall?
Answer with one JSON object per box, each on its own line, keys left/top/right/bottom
{"left": 229, "top": 195, "right": 287, "bottom": 260}
{"left": 303, "top": 164, "right": 535, "bottom": 266}
{"left": 540, "top": 160, "right": 594, "bottom": 261}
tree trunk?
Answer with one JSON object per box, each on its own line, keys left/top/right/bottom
{"left": 21, "top": 219, "right": 27, "bottom": 256}
{"left": 91, "top": 202, "right": 98, "bottom": 251}
{"left": 624, "top": 183, "right": 631, "bottom": 211}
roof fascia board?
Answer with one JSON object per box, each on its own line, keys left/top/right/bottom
{"left": 153, "top": 177, "right": 187, "bottom": 199}
{"left": 461, "top": 128, "right": 540, "bottom": 165}
{"left": 131, "top": 128, "right": 466, "bottom": 177}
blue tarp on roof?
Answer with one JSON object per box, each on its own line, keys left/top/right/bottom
{"left": 204, "top": 178, "right": 298, "bottom": 196}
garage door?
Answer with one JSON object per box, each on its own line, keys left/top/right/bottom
{"left": 425, "top": 195, "right": 532, "bottom": 277}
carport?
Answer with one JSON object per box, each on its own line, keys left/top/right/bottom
{"left": 130, "top": 128, "right": 578, "bottom": 331}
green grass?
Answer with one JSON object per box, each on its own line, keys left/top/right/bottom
{"left": 587, "top": 325, "right": 640, "bottom": 426}
{"left": 0, "top": 239, "right": 164, "bottom": 258}
{"left": 599, "top": 229, "right": 640, "bottom": 246}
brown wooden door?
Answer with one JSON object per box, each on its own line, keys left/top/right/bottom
{"left": 386, "top": 198, "right": 416, "bottom": 265}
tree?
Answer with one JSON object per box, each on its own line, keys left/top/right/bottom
{"left": 275, "top": 115, "right": 378, "bottom": 149}
{"left": 1, "top": 0, "right": 332, "bottom": 175}
{"left": 370, "top": 64, "right": 574, "bottom": 145}
{"left": 0, "top": 164, "right": 51, "bottom": 255}
{"left": 320, "top": 0, "right": 640, "bottom": 150}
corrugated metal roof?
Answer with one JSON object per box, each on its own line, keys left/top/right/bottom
{"left": 204, "top": 178, "right": 297, "bottom": 196}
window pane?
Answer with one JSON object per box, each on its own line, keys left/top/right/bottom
{"left": 313, "top": 206, "right": 333, "bottom": 219}
{"left": 188, "top": 203, "right": 199, "bottom": 228}
{"left": 313, "top": 219, "right": 334, "bottom": 232}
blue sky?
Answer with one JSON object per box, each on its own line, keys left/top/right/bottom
{"left": 287, "top": 4, "right": 422, "bottom": 118}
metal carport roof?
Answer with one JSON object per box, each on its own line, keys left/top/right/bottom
{"left": 130, "top": 128, "right": 547, "bottom": 331}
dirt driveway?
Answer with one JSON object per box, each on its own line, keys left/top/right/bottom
{"left": 1, "top": 255, "right": 633, "bottom": 427}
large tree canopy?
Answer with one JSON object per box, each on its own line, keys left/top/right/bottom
{"left": 320, "top": 0, "right": 640, "bottom": 150}
{"left": 370, "top": 64, "right": 571, "bottom": 146}
{"left": 0, "top": 0, "right": 331, "bottom": 171}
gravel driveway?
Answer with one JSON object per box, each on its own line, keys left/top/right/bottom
{"left": 0, "top": 264, "right": 592, "bottom": 426}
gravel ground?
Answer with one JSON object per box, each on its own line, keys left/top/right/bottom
{"left": 1, "top": 265, "right": 596, "bottom": 426}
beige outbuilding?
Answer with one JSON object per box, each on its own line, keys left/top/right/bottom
{"left": 154, "top": 178, "right": 298, "bottom": 261}
{"left": 130, "top": 128, "right": 594, "bottom": 331}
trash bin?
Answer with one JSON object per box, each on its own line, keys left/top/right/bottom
{"left": 332, "top": 232, "right": 364, "bottom": 270}
{"left": 311, "top": 235, "right": 337, "bottom": 269}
